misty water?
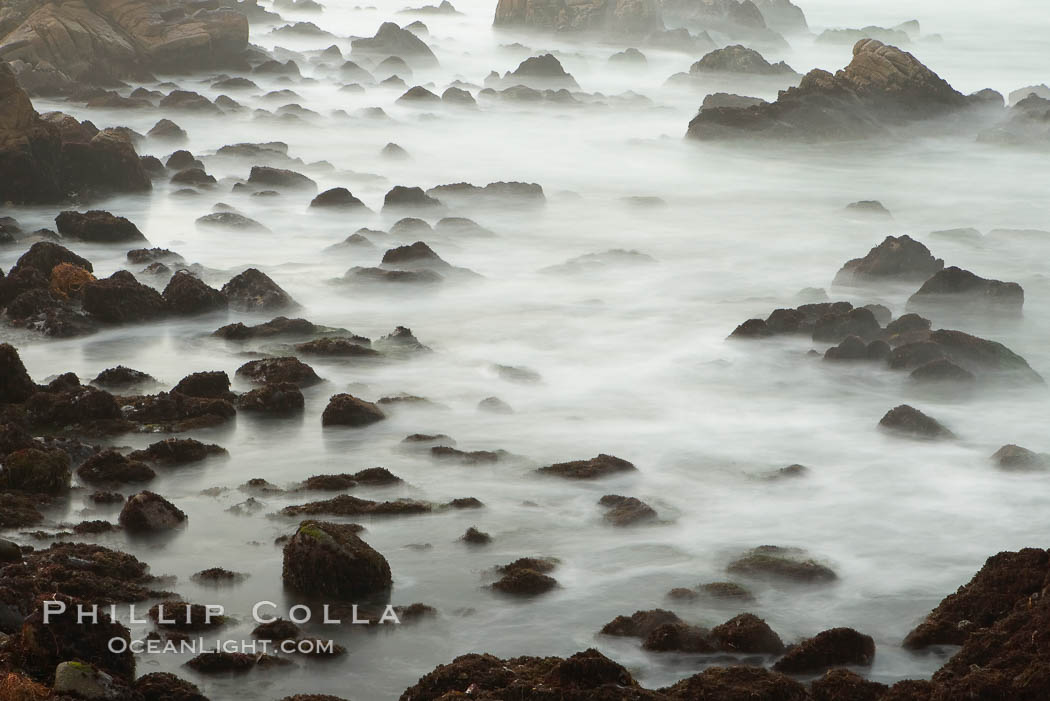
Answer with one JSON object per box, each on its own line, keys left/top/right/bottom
{"left": 3, "top": 0, "right": 1050, "bottom": 698}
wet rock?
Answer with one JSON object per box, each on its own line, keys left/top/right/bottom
{"left": 343, "top": 266, "right": 444, "bottom": 285}
{"left": 909, "top": 358, "right": 975, "bottom": 384}
{"left": 491, "top": 558, "right": 558, "bottom": 596}
{"left": 54, "top": 210, "right": 147, "bottom": 244}
{"left": 246, "top": 165, "right": 317, "bottom": 192}
{"left": 0, "top": 537, "right": 23, "bottom": 562}
{"left": 772, "top": 627, "right": 876, "bottom": 674}
{"left": 149, "top": 601, "right": 229, "bottom": 631}
{"left": 383, "top": 185, "right": 443, "bottom": 211}
{"left": 128, "top": 438, "right": 227, "bottom": 465}
{"left": 134, "top": 672, "right": 207, "bottom": 701}
{"left": 375, "top": 326, "right": 431, "bottom": 353}
{"left": 504, "top": 54, "right": 579, "bottom": 89}
{"left": 162, "top": 271, "right": 227, "bottom": 316}
{"left": 643, "top": 622, "right": 715, "bottom": 653}
{"left": 990, "top": 444, "right": 1050, "bottom": 471}
{"left": 213, "top": 316, "right": 326, "bottom": 340}
{"left": 318, "top": 393, "right": 387, "bottom": 427}
{"left": 823, "top": 335, "right": 869, "bottom": 361}
{"left": 170, "top": 167, "right": 216, "bottom": 186}
{"left": 279, "top": 494, "right": 427, "bottom": 518}
{"left": 82, "top": 270, "right": 167, "bottom": 323}
{"left": 118, "top": 392, "right": 235, "bottom": 432}
{"left": 426, "top": 180, "right": 544, "bottom": 207}
{"left": 809, "top": 669, "right": 888, "bottom": 701}
{"left": 295, "top": 337, "right": 377, "bottom": 357}
{"left": 493, "top": 0, "right": 661, "bottom": 36}
{"left": 221, "top": 268, "right": 298, "bottom": 311}
{"left": 833, "top": 235, "right": 943, "bottom": 285}
{"left": 310, "top": 187, "right": 366, "bottom": 208}
{"left": 691, "top": 45, "right": 795, "bottom": 75}
{"left": 77, "top": 449, "right": 155, "bottom": 485}
{"left": 0, "top": 343, "right": 37, "bottom": 403}
{"left": 196, "top": 211, "right": 269, "bottom": 231}
{"left": 660, "top": 666, "right": 807, "bottom": 700}
{"left": 0, "top": 447, "right": 71, "bottom": 493}
{"left": 351, "top": 22, "right": 438, "bottom": 67}
{"left": 0, "top": 491, "right": 45, "bottom": 528}
{"left": 609, "top": 48, "right": 647, "bottom": 66}
{"left": 147, "top": 118, "right": 188, "bottom": 144}
{"left": 185, "top": 651, "right": 289, "bottom": 674}
{"left": 598, "top": 494, "right": 657, "bottom": 526}
{"left": 478, "top": 396, "right": 513, "bottom": 413}
{"left": 118, "top": 491, "right": 187, "bottom": 532}
{"left": 906, "top": 266, "right": 1024, "bottom": 314}
{"left": 846, "top": 199, "right": 891, "bottom": 217}
{"left": 11, "top": 241, "right": 93, "bottom": 276}
{"left": 878, "top": 404, "right": 954, "bottom": 439}
{"left": 727, "top": 545, "right": 837, "bottom": 584}
{"left": 812, "top": 307, "right": 882, "bottom": 343}
{"left": 282, "top": 519, "right": 392, "bottom": 599}
{"left": 688, "top": 40, "right": 971, "bottom": 141}
{"left": 601, "top": 609, "right": 683, "bottom": 638}
{"left": 699, "top": 581, "right": 755, "bottom": 600}
{"left": 127, "top": 248, "right": 183, "bottom": 266}
{"left": 711, "top": 612, "right": 785, "bottom": 654}
{"left": 398, "top": 85, "right": 441, "bottom": 104}
{"left": 430, "top": 446, "right": 509, "bottom": 464}
{"left": 53, "top": 662, "right": 127, "bottom": 699}
{"left": 236, "top": 357, "right": 321, "bottom": 387}
{"left": 461, "top": 526, "right": 491, "bottom": 544}
{"left": 172, "top": 371, "right": 233, "bottom": 400}
{"left": 160, "top": 90, "right": 219, "bottom": 113}
{"left": 236, "top": 382, "right": 305, "bottom": 414}
{"left": 166, "top": 150, "right": 200, "bottom": 171}
{"left": 537, "top": 453, "right": 636, "bottom": 479}
{"left": 252, "top": 618, "right": 302, "bottom": 641}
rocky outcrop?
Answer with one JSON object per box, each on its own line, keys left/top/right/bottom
{"left": 0, "top": 0, "right": 249, "bottom": 91}
{"left": 351, "top": 21, "right": 437, "bottom": 67}
{"left": 690, "top": 45, "right": 794, "bottom": 75}
{"left": 282, "top": 520, "right": 392, "bottom": 599}
{"left": 537, "top": 453, "right": 636, "bottom": 479}
{"left": 878, "top": 404, "right": 954, "bottom": 439}
{"left": 906, "top": 266, "right": 1024, "bottom": 315}
{"left": 1, "top": 63, "right": 150, "bottom": 204}
{"left": 493, "top": 0, "right": 662, "bottom": 37}
{"left": 321, "top": 393, "right": 385, "bottom": 427}
{"left": 688, "top": 39, "right": 973, "bottom": 140}
{"left": 497, "top": 53, "right": 579, "bottom": 89}
{"left": 833, "top": 235, "right": 944, "bottom": 285}
{"left": 118, "top": 490, "right": 187, "bottom": 532}
{"left": 221, "top": 268, "right": 298, "bottom": 311}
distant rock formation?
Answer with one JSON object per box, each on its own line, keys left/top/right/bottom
{"left": 493, "top": 0, "right": 663, "bottom": 37}
{"left": 0, "top": 0, "right": 249, "bottom": 93}
{"left": 687, "top": 39, "right": 982, "bottom": 140}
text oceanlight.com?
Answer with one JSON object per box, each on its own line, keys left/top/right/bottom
{"left": 109, "top": 638, "right": 339, "bottom": 655}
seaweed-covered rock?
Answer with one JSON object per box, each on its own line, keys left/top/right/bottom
{"left": 598, "top": 494, "right": 657, "bottom": 525}
{"left": 601, "top": 609, "right": 683, "bottom": 638}
{"left": 55, "top": 210, "right": 147, "bottom": 243}
{"left": 878, "top": 404, "right": 954, "bottom": 439}
{"left": 537, "top": 454, "right": 636, "bottom": 479}
{"left": 162, "top": 270, "right": 227, "bottom": 315}
{"left": 321, "top": 393, "right": 385, "bottom": 427}
{"left": 236, "top": 382, "right": 305, "bottom": 414}
{"left": 221, "top": 268, "right": 298, "bottom": 311}
{"left": 128, "top": 438, "right": 227, "bottom": 465}
{"left": 172, "top": 371, "right": 233, "bottom": 400}
{"left": 77, "top": 449, "right": 155, "bottom": 484}
{"left": 833, "top": 235, "right": 943, "bottom": 285}
{"left": 907, "top": 266, "right": 1025, "bottom": 314}
{"left": 810, "top": 669, "right": 887, "bottom": 701}
{"left": 0, "top": 447, "right": 71, "bottom": 493}
{"left": 118, "top": 491, "right": 187, "bottom": 532}
{"left": 772, "top": 627, "right": 876, "bottom": 674}
{"left": 236, "top": 357, "right": 321, "bottom": 387}
{"left": 660, "top": 666, "right": 807, "bottom": 700}
{"left": 119, "top": 392, "right": 235, "bottom": 432}
{"left": 11, "top": 241, "right": 93, "bottom": 276}
{"left": 711, "top": 613, "right": 785, "bottom": 654}
{"left": 82, "top": 270, "right": 168, "bottom": 323}
{"left": 727, "top": 545, "right": 837, "bottom": 584}
{"left": 282, "top": 520, "right": 392, "bottom": 599}
{"left": 0, "top": 343, "right": 37, "bottom": 403}
{"left": 134, "top": 672, "right": 208, "bottom": 701}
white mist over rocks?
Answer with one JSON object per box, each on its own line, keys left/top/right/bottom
{"left": 1, "top": 0, "right": 1049, "bottom": 699}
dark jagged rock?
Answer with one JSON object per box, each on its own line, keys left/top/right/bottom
{"left": 77, "top": 449, "right": 155, "bottom": 485}
{"left": 0, "top": 343, "right": 37, "bottom": 403}
{"left": 907, "top": 266, "right": 1024, "bottom": 314}
{"left": 538, "top": 453, "right": 636, "bottom": 479}
{"left": 598, "top": 494, "right": 657, "bottom": 525}
{"left": 321, "top": 394, "right": 386, "bottom": 427}
{"left": 711, "top": 613, "right": 785, "bottom": 654}
{"left": 879, "top": 404, "right": 954, "bottom": 439}
{"left": 221, "top": 268, "right": 298, "bottom": 311}
{"left": 660, "top": 666, "right": 807, "bottom": 699}
{"left": 172, "top": 371, "right": 233, "bottom": 400}
{"left": 55, "top": 210, "right": 147, "bottom": 243}
{"left": 118, "top": 490, "right": 186, "bottom": 532}
{"left": 461, "top": 526, "right": 491, "bottom": 544}
{"left": 375, "top": 326, "right": 431, "bottom": 353}
{"left": 82, "top": 270, "right": 167, "bottom": 323}
{"left": 11, "top": 241, "right": 93, "bottom": 276}
{"left": 282, "top": 520, "right": 392, "bottom": 598}
{"left": 162, "top": 270, "right": 227, "bottom": 315}
{"left": 236, "top": 356, "right": 321, "bottom": 387}
{"left": 128, "top": 438, "right": 227, "bottom": 465}
{"left": 688, "top": 39, "right": 972, "bottom": 140}
{"left": 351, "top": 22, "right": 438, "bottom": 67}
{"left": 772, "top": 628, "right": 876, "bottom": 674}
{"left": 236, "top": 382, "right": 305, "bottom": 414}
{"left": 833, "top": 235, "right": 944, "bottom": 285}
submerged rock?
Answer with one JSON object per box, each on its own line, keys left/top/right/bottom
{"left": 118, "top": 491, "right": 187, "bottom": 532}
{"left": 907, "top": 266, "right": 1024, "bottom": 314}
{"left": 833, "top": 235, "right": 944, "bottom": 285}
{"left": 598, "top": 494, "right": 657, "bottom": 526}
{"left": 727, "top": 546, "right": 837, "bottom": 584}
{"left": 236, "top": 357, "right": 321, "bottom": 387}
{"left": 878, "top": 404, "right": 955, "bottom": 439}
{"left": 990, "top": 444, "right": 1050, "bottom": 471}
{"left": 710, "top": 613, "right": 785, "bottom": 654}
{"left": 282, "top": 520, "right": 392, "bottom": 599}
{"left": 221, "top": 269, "right": 298, "bottom": 311}
{"left": 537, "top": 454, "right": 636, "bottom": 479}
{"left": 321, "top": 394, "right": 386, "bottom": 427}
{"left": 773, "top": 628, "right": 875, "bottom": 674}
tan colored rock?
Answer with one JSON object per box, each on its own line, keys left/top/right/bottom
{"left": 493, "top": 0, "right": 662, "bottom": 36}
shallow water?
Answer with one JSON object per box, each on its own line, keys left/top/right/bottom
{"left": 3, "top": 0, "right": 1050, "bottom": 698}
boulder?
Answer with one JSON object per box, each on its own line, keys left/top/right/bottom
{"left": 196, "top": 211, "right": 269, "bottom": 231}
{"left": 118, "top": 391, "right": 235, "bottom": 432}
{"left": 491, "top": 558, "right": 559, "bottom": 596}
{"left": 147, "top": 118, "right": 187, "bottom": 143}
{"left": 878, "top": 404, "right": 954, "bottom": 439}
{"left": 247, "top": 165, "right": 317, "bottom": 191}
{"left": 493, "top": 0, "right": 662, "bottom": 37}
{"left": 990, "top": 444, "right": 1049, "bottom": 471}
{"left": 128, "top": 437, "right": 227, "bottom": 464}
{"left": 118, "top": 490, "right": 187, "bottom": 532}
{"left": 351, "top": 22, "right": 438, "bottom": 67}
{"left": 502, "top": 54, "right": 579, "bottom": 89}
{"left": 162, "top": 270, "right": 227, "bottom": 315}
{"left": 906, "top": 266, "right": 1024, "bottom": 314}
{"left": 690, "top": 45, "right": 794, "bottom": 75}
{"left": 772, "top": 628, "right": 876, "bottom": 674}
{"left": 598, "top": 494, "right": 657, "bottom": 525}
{"left": 0, "top": 447, "right": 71, "bottom": 493}
{"left": 310, "top": 187, "right": 366, "bottom": 208}
{"left": 82, "top": 270, "right": 167, "bottom": 323}
{"left": 688, "top": 39, "right": 971, "bottom": 140}
{"left": 833, "top": 235, "right": 944, "bottom": 285}
{"left": 642, "top": 623, "right": 714, "bottom": 653}
{"left": 809, "top": 669, "right": 886, "bottom": 701}
{"left": 0, "top": 343, "right": 37, "bottom": 403}
{"left": 710, "top": 613, "right": 785, "bottom": 654}
{"left": 221, "top": 268, "right": 298, "bottom": 311}
{"left": 11, "top": 241, "right": 93, "bottom": 276}
{"left": 383, "top": 185, "right": 443, "bottom": 211}
{"left": 236, "top": 382, "right": 305, "bottom": 414}
{"left": 282, "top": 520, "right": 392, "bottom": 599}
{"left": 54, "top": 210, "right": 146, "bottom": 243}
{"left": 537, "top": 453, "right": 636, "bottom": 479}
{"left": 92, "top": 365, "right": 155, "bottom": 389}
{"left": 727, "top": 545, "right": 837, "bottom": 584}
{"left": 77, "top": 449, "right": 155, "bottom": 484}
{"left": 236, "top": 357, "right": 321, "bottom": 387}
{"left": 172, "top": 371, "right": 233, "bottom": 400}
{"left": 321, "top": 394, "right": 386, "bottom": 427}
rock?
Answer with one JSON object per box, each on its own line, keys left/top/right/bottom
{"left": 824, "top": 335, "right": 870, "bottom": 361}
{"left": 461, "top": 526, "right": 491, "bottom": 544}
{"left": 282, "top": 494, "right": 431, "bottom": 517}
{"left": 609, "top": 48, "right": 647, "bottom": 66}
{"left": 247, "top": 165, "right": 317, "bottom": 191}
{"left": 909, "top": 358, "right": 975, "bottom": 384}
{"left": 147, "top": 118, "right": 187, "bottom": 143}
{"left": 11, "top": 241, "right": 93, "bottom": 276}
{"left": 711, "top": 613, "right": 785, "bottom": 654}
{"left": 701, "top": 92, "right": 767, "bottom": 110}
{"left": 598, "top": 494, "right": 657, "bottom": 525}
{"left": 24, "top": 385, "right": 124, "bottom": 433}
{"left": 343, "top": 267, "right": 443, "bottom": 285}
{"left": 690, "top": 45, "right": 795, "bottom": 75}
{"left": 809, "top": 669, "right": 887, "bottom": 701}
{"left": 478, "top": 396, "right": 512, "bottom": 413}
{"left": 752, "top": 0, "right": 807, "bottom": 33}
{"left": 699, "top": 581, "right": 755, "bottom": 600}
{"left": 82, "top": 271, "right": 168, "bottom": 323}
{"left": 375, "top": 326, "right": 431, "bottom": 353}
{"left": 440, "top": 87, "right": 474, "bottom": 105}
{"left": 321, "top": 394, "right": 385, "bottom": 427}
{"left": 213, "top": 316, "right": 326, "bottom": 340}
{"left": 601, "top": 608, "right": 683, "bottom": 638}
{"left": 253, "top": 618, "right": 301, "bottom": 641}
{"left": 688, "top": 40, "right": 971, "bottom": 140}
{"left": 295, "top": 338, "right": 377, "bottom": 357}
{"left": 77, "top": 449, "right": 155, "bottom": 485}
{"left": 990, "top": 444, "right": 1050, "bottom": 471}
{"left": 118, "top": 491, "right": 186, "bottom": 532}
{"left": 537, "top": 453, "right": 636, "bottom": 479}
{"left": 310, "top": 187, "right": 366, "bottom": 208}
{"left": 502, "top": 54, "right": 579, "bottom": 89}
{"left": 727, "top": 546, "right": 837, "bottom": 584}
{"left": 172, "top": 371, "right": 233, "bottom": 400}
{"left": 773, "top": 628, "right": 876, "bottom": 674}
{"left": 833, "top": 235, "right": 943, "bottom": 285}
{"left": 162, "top": 271, "right": 227, "bottom": 315}
{"left": 0, "top": 343, "right": 37, "bottom": 403}
{"left": 54, "top": 210, "right": 146, "bottom": 244}
{"left": 0, "top": 447, "right": 71, "bottom": 493}
{"left": 493, "top": 0, "right": 662, "bottom": 36}
{"left": 878, "top": 404, "right": 954, "bottom": 439}
{"left": 906, "top": 266, "right": 1024, "bottom": 314}
{"left": 398, "top": 85, "right": 441, "bottom": 103}
{"left": 491, "top": 559, "right": 558, "bottom": 596}
{"left": 236, "top": 382, "right": 305, "bottom": 414}
{"left": 282, "top": 520, "right": 392, "bottom": 599}
{"left": 351, "top": 22, "right": 438, "bottom": 67}
{"left": 660, "top": 666, "right": 807, "bottom": 700}
{"left": 643, "top": 622, "right": 715, "bottom": 653}
{"left": 0, "top": 537, "right": 22, "bottom": 562}
{"left": 117, "top": 391, "right": 234, "bottom": 432}
{"left": 426, "top": 180, "right": 544, "bottom": 207}
{"left": 236, "top": 357, "right": 321, "bottom": 387}
{"left": 170, "top": 167, "right": 216, "bottom": 186}
{"left": 845, "top": 199, "right": 891, "bottom": 217}
{"left": 134, "top": 672, "right": 207, "bottom": 701}
{"left": 128, "top": 438, "right": 226, "bottom": 465}
{"left": 383, "top": 185, "right": 443, "bottom": 211}
{"left": 128, "top": 248, "right": 183, "bottom": 266}
{"left": 221, "top": 268, "right": 298, "bottom": 311}
{"left": 185, "top": 651, "right": 289, "bottom": 674}
{"left": 888, "top": 328, "right": 1041, "bottom": 383}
